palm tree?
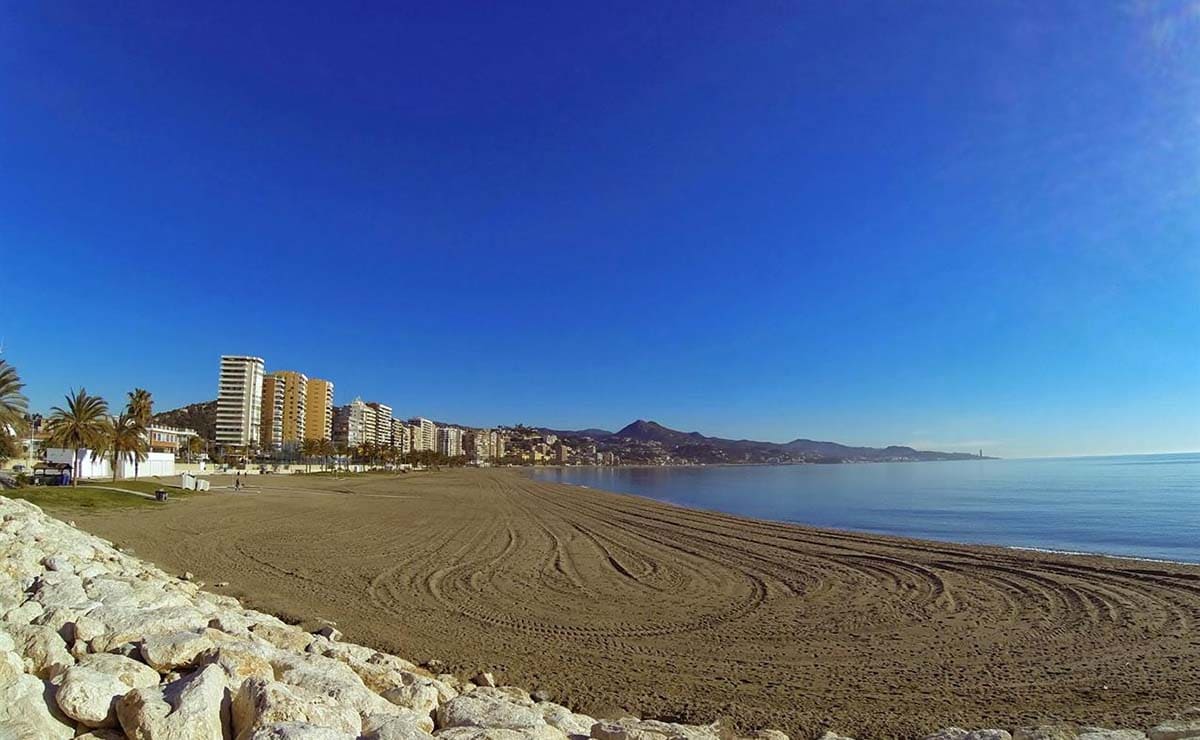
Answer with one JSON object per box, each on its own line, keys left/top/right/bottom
{"left": 300, "top": 438, "right": 320, "bottom": 473}
{"left": 0, "top": 360, "right": 28, "bottom": 437}
{"left": 125, "top": 388, "right": 153, "bottom": 478}
{"left": 44, "top": 388, "right": 109, "bottom": 486}
{"left": 317, "top": 438, "right": 335, "bottom": 470}
{"left": 94, "top": 413, "right": 148, "bottom": 482}
{"left": 126, "top": 388, "right": 153, "bottom": 426}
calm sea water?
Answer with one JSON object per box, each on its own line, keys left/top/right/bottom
{"left": 530, "top": 453, "right": 1200, "bottom": 563}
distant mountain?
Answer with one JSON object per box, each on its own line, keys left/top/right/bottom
{"left": 152, "top": 400, "right": 216, "bottom": 441}
{"left": 536, "top": 426, "right": 614, "bottom": 439}
{"left": 613, "top": 419, "right": 990, "bottom": 463}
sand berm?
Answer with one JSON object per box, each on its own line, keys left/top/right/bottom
{"left": 3, "top": 468, "right": 1199, "bottom": 739}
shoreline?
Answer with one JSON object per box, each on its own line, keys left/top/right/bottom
{"left": 48, "top": 468, "right": 1200, "bottom": 739}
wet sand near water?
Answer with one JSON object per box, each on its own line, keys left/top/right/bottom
{"left": 65, "top": 469, "right": 1200, "bottom": 739}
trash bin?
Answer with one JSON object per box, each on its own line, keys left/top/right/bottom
{"left": 154, "top": 489, "right": 168, "bottom": 502}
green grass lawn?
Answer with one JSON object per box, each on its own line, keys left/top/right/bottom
{"left": 83, "top": 478, "right": 194, "bottom": 496}
{"left": 6, "top": 486, "right": 160, "bottom": 511}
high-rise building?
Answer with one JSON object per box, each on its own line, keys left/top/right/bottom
{"left": 260, "top": 374, "right": 285, "bottom": 451}
{"left": 437, "top": 427, "right": 463, "bottom": 457}
{"left": 333, "top": 398, "right": 378, "bottom": 447}
{"left": 391, "top": 418, "right": 411, "bottom": 454}
{"left": 304, "top": 379, "right": 334, "bottom": 441}
{"left": 492, "top": 430, "right": 505, "bottom": 460}
{"left": 411, "top": 418, "right": 436, "bottom": 451}
{"left": 216, "top": 355, "right": 265, "bottom": 450}
{"left": 275, "top": 371, "right": 308, "bottom": 444}
{"left": 366, "top": 402, "right": 393, "bottom": 447}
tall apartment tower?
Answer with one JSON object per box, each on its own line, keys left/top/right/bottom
{"left": 411, "top": 418, "right": 436, "bottom": 451}
{"left": 260, "top": 374, "right": 285, "bottom": 451}
{"left": 305, "top": 379, "right": 334, "bottom": 441}
{"left": 216, "top": 355, "right": 265, "bottom": 450}
{"left": 275, "top": 371, "right": 308, "bottom": 444}
{"left": 366, "top": 402, "right": 392, "bottom": 447}
{"left": 437, "top": 427, "right": 463, "bottom": 457}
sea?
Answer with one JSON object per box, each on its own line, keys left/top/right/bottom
{"left": 530, "top": 452, "right": 1200, "bottom": 564}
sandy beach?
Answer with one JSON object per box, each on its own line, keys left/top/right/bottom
{"left": 62, "top": 469, "right": 1200, "bottom": 739}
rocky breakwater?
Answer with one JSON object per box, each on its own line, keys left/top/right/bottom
{"left": 2, "top": 494, "right": 1198, "bottom": 740}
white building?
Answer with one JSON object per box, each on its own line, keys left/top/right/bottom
{"left": 391, "top": 418, "right": 412, "bottom": 454}
{"left": 437, "top": 427, "right": 463, "bottom": 457}
{"left": 366, "top": 402, "right": 393, "bottom": 447}
{"left": 333, "top": 398, "right": 381, "bottom": 447}
{"left": 411, "top": 418, "right": 436, "bottom": 452}
{"left": 216, "top": 355, "right": 264, "bottom": 450}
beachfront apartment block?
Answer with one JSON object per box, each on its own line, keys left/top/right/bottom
{"left": 411, "top": 418, "right": 436, "bottom": 451}
{"left": 305, "top": 379, "right": 334, "bottom": 441}
{"left": 260, "top": 374, "right": 285, "bottom": 450}
{"left": 392, "top": 419, "right": 412, "bottom": 454}
{"left": 275, "top": 371, "right": 308, "bottom": 444}
{"left": 366, "top": 402, "right": 392, "bottom": 447}
{"left": 437, "top": 426, "right": 464, "bottom": 457}
{"left": 333, "top": 398, "right": 377, "bottom": 447}
{"left": 216, "top": 355, "right": 265, "bottom": 449}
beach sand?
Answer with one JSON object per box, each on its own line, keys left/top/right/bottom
{"left": 64, "top": 469, "right": 1200, "bottom": 739}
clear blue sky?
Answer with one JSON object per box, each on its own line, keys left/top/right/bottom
{"left": 2, "top": 2, "right": 1197, "bottom": 458}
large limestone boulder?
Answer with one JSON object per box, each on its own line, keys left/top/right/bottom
{"left": 590, "top": 718, "right": 723, "bottom": 740}
{"left": 200, "top": 643, "right": 277, "bottom": 692}
{"left": 232, "top": 677, "right": 361, "bottom": 738}
{"left": 56, "top": 652, "right": 162, "bottom": 728}
{"left": 7, "top": 621, "right": 74, "bottom": 678}
{"left": 251, "top": 622, "right": 315, "bottom": 653}
{"left": 1077, "top": 732, "right": 1148, "bottom": 740}
{"left": 437, "top": 694, "right": 555, "bottom": 732}
{"left": 362, "top": 712, "right": 438, "bottom": 740}
{"left": 241, "top": 722, "right": 356, "bottom": 739}
{"left": 1013, "top": 728, "right": 1078, "bottom": 740}
{"left": 0, "top": 650, "right": 75, "bottom": 739}
{"left": 1149, "top": 721, "right": 1200, "bottom": 740}
{"left": 273, "top": 652, "right": 409, "bottom": 720}
{"left": 78, "top": 604, "right": 212, "bottom": 653}
{"left": 436, "top": 729, "right": 567, "bottom": 740}
{"left": 537, "top": 702, "right": 596, "bottom": 738}
{"left": 116, "top": 663, "right": 231, "bottom": 740}
{"left": 142, "top": 630, "right": 218, "bottom": 672}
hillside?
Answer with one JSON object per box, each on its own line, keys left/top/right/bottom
{"left": 612, "top": 419, "right": 989, "bottom": 463}
{"left": 152, "top": 400, "right": 216, "bottom": 440}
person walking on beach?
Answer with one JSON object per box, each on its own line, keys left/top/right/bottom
{"left": 234, "top": 472, "right": 241, "bottom": 491}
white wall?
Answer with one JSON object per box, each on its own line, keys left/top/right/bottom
{"left": 45, "top": 449, "right": 175, "bottom": 480}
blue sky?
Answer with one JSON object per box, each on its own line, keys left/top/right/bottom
{"left": 1, "top": 2, "right": 1197, "bottom": 457}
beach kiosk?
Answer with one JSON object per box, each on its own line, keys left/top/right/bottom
{"left": 32, "top": 462, "right": 72, "bottom": 486}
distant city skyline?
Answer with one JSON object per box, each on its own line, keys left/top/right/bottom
{"left": 2, "top": 3, "right": 1197, "bottom": 459}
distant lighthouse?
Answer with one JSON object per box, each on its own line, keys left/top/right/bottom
{"left": 979, "top": 449, "right": 983, "bottom": 458}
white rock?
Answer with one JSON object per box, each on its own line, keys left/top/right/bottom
{"left": 382, "top": 680, "right": 441, "bottom": 716}
{"left": 199, "top": 643, "right": 277, "bottom": 692}
{"left": 79, "top": 604, "right": 212, "bottom": 653}
{"left": 251, "top": 622, "right": 315, "bottom": 652}
{"left": 141, "top": 630, "right": 217, "bottom": 672}
{"left": 924, "top": 732, "right": 969, "bottom": 740}
{"left": 537, "top": 702, "right": 595, "bottom": 737}
{"left": 232, "top": 677, "right": 361, "bottom": 738}
{"left": 56, "top": 652, "right": 161, "bottom": 728}
{"left": 7, "top": 621, "right": 74, "bottom": 678}
{"left": 241, "top": 722, "right": 355, "bottom": 739}
{"left": 0, "top": 666, "right": 76, "bottom": 739}
{"left": 362, "top": 713, "right": 438, "bottom": 740}
{"left": 1078, "top": 731, "right": 1148, "bottom": 740}
{"left": 966, "top": 733, "right": 1013, "bottom": 740}
{"left": 436, "top": 728, "right": 566, "bottom": 740}
{"left": 437, "top": 694, "right": 549, "bottom": 731}
{"left": 1149, "top": 721, "right": 1200, "bottom": 740}
{"left": 116, "top": 663, "right": 231, "bottom": 740}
